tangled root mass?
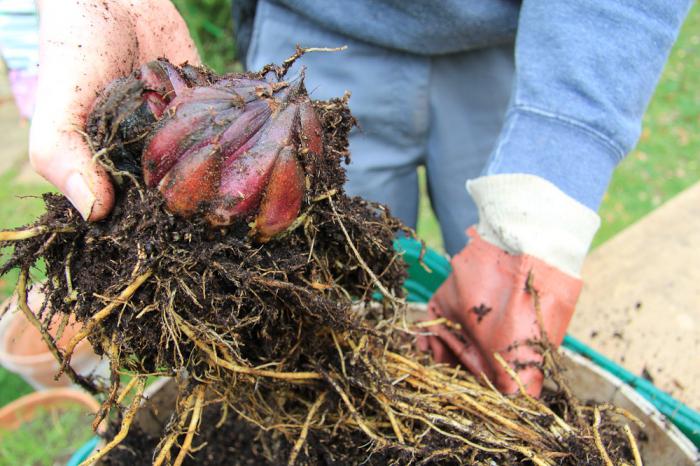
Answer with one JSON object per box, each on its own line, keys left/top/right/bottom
{"left": 0, "top": 56, "right": 642, "bottom": 465}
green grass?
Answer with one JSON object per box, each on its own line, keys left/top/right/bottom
{"left": 0, "top": 168, "right": 51, "bottom": 298}
{"left": 0, "top": 367, "right": 33, "bottom": 407}
{"left": 418, "top": 2, "right": 700, "bottom": 252}
{"left": 593, "top": 4, "right": 700, "bottom": 247}
{"left": 0, "top": 167, "right": 51, "bottom": 408}
{"left": 0, "top": 405, "right": 95, "bottom": 465}
{"left": 171, "top": 0, "right": 239, "bottom": 74}
{"left": 416, "top": 167, "right": 444, "bottom": 253}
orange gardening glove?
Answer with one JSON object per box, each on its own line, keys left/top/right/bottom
{"left": 417, "top": 174, "right": 601, "bottom": 396}
{"left": 417, "top": 228, "right": 583, "bottom": 397}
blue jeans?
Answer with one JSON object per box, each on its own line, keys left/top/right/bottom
{"left": 247, "top": 0, "right": 514, "bottom": 255}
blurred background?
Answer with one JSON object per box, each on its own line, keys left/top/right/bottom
{"left": 0, "top": 0, "right": 698, "bottom": 409}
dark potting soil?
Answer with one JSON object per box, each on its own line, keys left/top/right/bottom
{"left": 101, "top": 408, "right": 280, "bottom": 466}
{"left": 101, "top": 404, "right": 412, "bottom": 466}
{"left": 100, "top": 394, "right": 639, "bottom": 466}
{"left": 97, "top": 406, "right": 463, "bottom": 466}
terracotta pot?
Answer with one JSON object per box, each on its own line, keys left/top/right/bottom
{"left": 0, "top": 289, "right": 109, "bottom": 390}
{"left": 0, "top": 387, "right": 101, "bottom": 431}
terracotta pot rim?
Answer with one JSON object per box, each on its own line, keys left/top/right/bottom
{"left": 0, "top": 310, "right": 91, "bottom": 365}
{"left": 0, "top": 388, "right": 103, "bottom": 432}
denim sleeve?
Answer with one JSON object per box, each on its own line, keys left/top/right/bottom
{"left": 484, "top": 0, "right": 693, "bottom": 210}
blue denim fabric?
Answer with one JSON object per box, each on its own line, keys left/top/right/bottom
{"left": 273, "top": 0, "right": 692, "bottom": 211}
{"left": 272, "top": 0, "right": 519, "bottom": 55}
{"left": 247, "top": 0, "right": 514, "bottom": 255}
{"left": 250, "top": 0, "right": 691, "bottom": 250}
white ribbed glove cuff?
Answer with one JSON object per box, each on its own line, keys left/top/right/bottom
{"left": 466, "top": 174, "right": 600, "bottom": 278}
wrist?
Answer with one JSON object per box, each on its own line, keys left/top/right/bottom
{"left": 466, "top": 174, "right": 600, "bottom": 277}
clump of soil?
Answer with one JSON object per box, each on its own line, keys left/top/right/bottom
{"left": 1, "top": 53, "right": 644, "bottom": 465}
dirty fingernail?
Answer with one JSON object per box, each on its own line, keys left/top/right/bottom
{"left": 65, "top": 172, "right": 96, "bottom": 220}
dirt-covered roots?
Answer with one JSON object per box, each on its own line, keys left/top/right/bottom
{"left": 0, "top": 65, "right": 644, "bottom": 464}
{"left": 80, "top": 377, "right": 146, "bottom": 466}
{"left": 13, "top": 268, "right": 96, "bottom": 393}
{"left": 152, "top": 385, "right": 207, "bottom": 466}
{"left": 93, "top": 337, "right": 645, "bottom": 466}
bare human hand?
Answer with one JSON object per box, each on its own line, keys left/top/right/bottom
{"left": 29, "top": 0, "right": 200, "bottom": 220}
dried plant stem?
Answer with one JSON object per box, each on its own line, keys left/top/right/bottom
{"left": 323, "top": 371, "right": 385, "bottom": 447}
{"left": 593, "top": 407, "right": 614, "bottom": 466}
{"left": 174, "top": 313, "right": 322, "bottom": 381}
{"left": 116, "top": 376, "right": 142, "bottom": 404}
{"left": 386, "top": 351, "right": 535, "bottom": 439}
{"left": 173, "top": 385, "right": 206, "bottom": 466}
{"left": 277, "top": 45, "right": 348, "bottom": 77}
{"left": 493, "top": 352, "right": 532, "bottom": 397}
{"left": 509, "top": 446, "right": 553, "bottom": 466}
{"left": 93, "top": 340, "right": 122, "bottom": 430}
{"left": 599, "top": 403, "right": 646, "bottom": 430}
{"left": 79, "top": 377, "right": 146, "bottom": 466}
{"left": 0, "top": 226, "right": 74, "bottom": 241}
{"left": 288, "top": 392, "right": 327, "bottom": 465}
{"left": 328, "top": 196, "right": 399, "bottom": 304}
{"left": 376, "top": 393, "right": 405, "bottom": 444}
{"left": 15, "top": 269, "right": 96, "bottom": 393}
{"left": 153, "top": 391, "right": 199, "bottom": 466}
{"left": 413, "top": 317, "right": 461, "bottom": 330}
{"left": 492, "top": 353, "right": 572, "bottom": 435}
{"left": 624, "top": 424, "right": 643, "bottom": 466}
{"left": 60, "top": 269, "right": 153, "bottom": 373}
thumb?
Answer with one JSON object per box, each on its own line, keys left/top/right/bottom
{"left": 29, "top": 119, "right": 114, "bottom": 220}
